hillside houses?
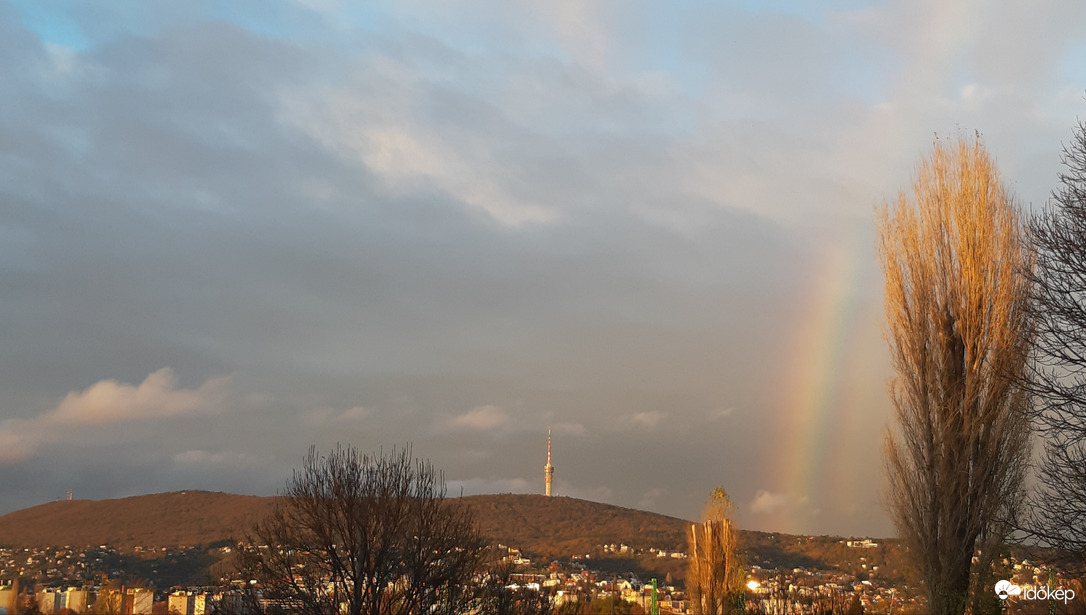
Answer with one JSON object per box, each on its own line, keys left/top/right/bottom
{"left": 8, "top": 539, "right": 1077, "bottom": 615}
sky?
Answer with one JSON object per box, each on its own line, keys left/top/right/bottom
{"left": 0, "top": 0, "right": 1084, "bottom": 538}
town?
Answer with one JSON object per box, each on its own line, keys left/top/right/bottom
{"left": 0, "top": 538, "right": 1072, "bottom": 615}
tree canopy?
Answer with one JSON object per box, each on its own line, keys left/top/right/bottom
{"left": 878, "top": 136, "right": 1032, "bottom": 615}
{"left": 244, "top": 445, "right": 487, "bottom": 615}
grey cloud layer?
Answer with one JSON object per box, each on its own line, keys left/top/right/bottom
{"left": 0, "top": 0, "right": 1079, "bottom": 536}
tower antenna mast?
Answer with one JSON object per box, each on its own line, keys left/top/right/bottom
{"left": 544, "top": 427, "right": 554, "bottom": 497}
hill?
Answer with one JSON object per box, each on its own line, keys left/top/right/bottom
{"left": 0, "top": 491, "right": 691, "bottom": 556}
{"left": 0, "top": 491, "right": 905, "bottom": 580}
{"left": 464, "top": 494, "right": 690, "bottom": 558}
{"left": 0, "top": 491, "right": 276, "bottom": 550}
{"left": 0, "top": 491, "right": 923, "bottom": 589}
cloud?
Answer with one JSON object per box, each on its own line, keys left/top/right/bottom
{"left": 629, "top": 411, "right": 665, "bottom": 428}
{"left": 638, "top": 487, "right": 666, "bottom": 510}
{"left": 0, "top": 0, "right": 1078, "bottom": 537}
{"left": 280, "top": 88, "right": 559, "bottom": 227}
{"left": 450, "top": 405, "right": 510, "bottom": 430}
{"left": 43, "top": 368, "right": 229, "bottom": 425}
{"left": 302, "top": 405, "right": 375, "bottom": 425}
{"left": 172, "top": 449, "right": 253, "bottom": 467}
{"left": 708, "top": 407, "right": 735, "bottom": 421}
{"left": 750, "top": 490, "right": 792, "bottom": 516}
{"left": 747, "top": 490, "right": 816, "bottom": 525}
{"left": 0, "top": 424, "right": 35, "bottom": 464}
{"left": 551, "top": 422, "right": 586, "bottom": 436}
{"left": 0, "top": 369, "right": 233, "bottom": 465}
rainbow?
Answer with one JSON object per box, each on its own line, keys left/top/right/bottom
{"left": 767, "top": 229, "right": 874, "bottom": 533}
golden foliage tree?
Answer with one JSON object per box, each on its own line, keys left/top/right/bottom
{"left": 878, "top": 136, "right": 1032, "bottom": 615}
{"left": 687, "top": 488, "right": 744, "bottom": 615}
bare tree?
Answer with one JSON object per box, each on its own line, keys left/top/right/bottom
{"left": 243, "top": 445, "right": 486, "bottom": 615}
{"left": 476, "top": 555, "right": 556, "bottom": 615}
{"left": 686, "top": 488, "right": 744, "bottom": 615}
{"left": 1024, "top": 118, "right": 1086, "bottom": 559}
{"left": 877, "top": 136, "right": 1033, "bottom": 615}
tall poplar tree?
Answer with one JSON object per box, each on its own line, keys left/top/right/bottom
{"left": 878, "top": 136, "right": 1032, "bottom": 615}
{"left": 687, "top": 488, "right": 744, "bottom": 615}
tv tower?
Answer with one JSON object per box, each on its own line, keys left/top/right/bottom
{"left": 544, "top": 426, "right": 554, "bottom": 497}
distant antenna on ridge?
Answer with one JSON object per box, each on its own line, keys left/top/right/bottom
{"left": 544, "top": 426, "right": 554, "bottom": 497}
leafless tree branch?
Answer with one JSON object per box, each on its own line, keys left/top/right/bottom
{"left": 241, "top": 445, "right": 486, "bottom": 615}
{"left": 1023, "top": 117, "right": 1086, "bottom": 561}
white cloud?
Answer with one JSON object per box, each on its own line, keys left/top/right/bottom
{"left": 747, "top": 490, "right": 814, "bottom": 522}
{"left": 0, "top": 424, "right": 35, "bottom": 464}
{"left": 43, "top": 368, "right": 229, "bottom": 426}
{"left": 0, "top": 369, "right": 233, "bottom": 465}
{"left": 280, "top": 93, "right": 558, "bottom": 227}
{"left": 750, "top": 489, "right": 792, "bottom": 516}
{"left": 450, "top": 405, "right": 510, "bottom": 430}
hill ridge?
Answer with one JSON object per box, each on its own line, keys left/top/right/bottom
{"left": 0, "top": 491, "right": 695, "bottom": 559}
{"left": 0, "top": 491, "right": 919, "bottom": 584}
